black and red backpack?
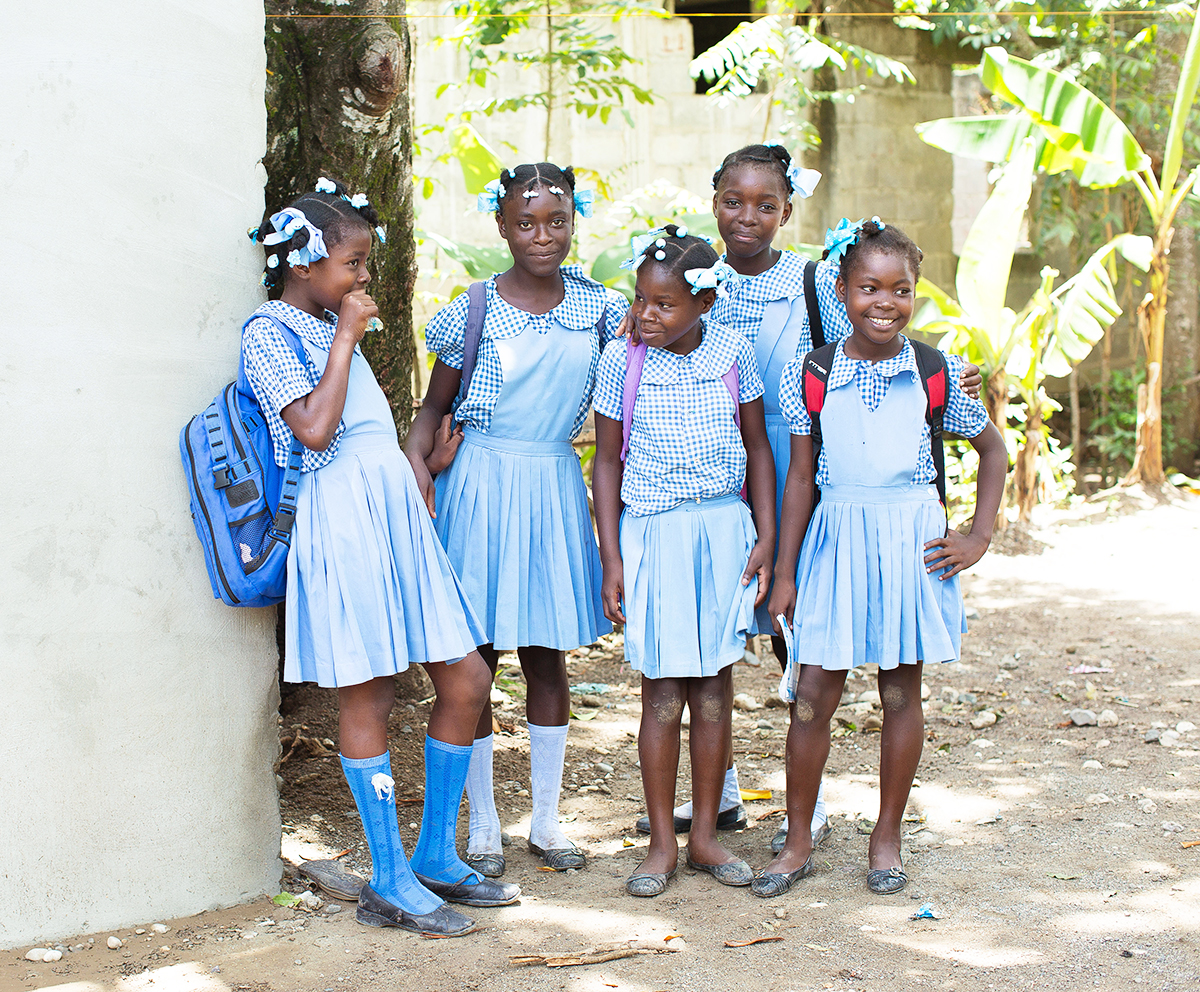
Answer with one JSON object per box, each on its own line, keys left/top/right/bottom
{"left": 800, "top": 339, "right": 950, "bottom": 508}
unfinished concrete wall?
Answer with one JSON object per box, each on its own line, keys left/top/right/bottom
{"left": 1, "top": 2, "right": 280, "bottom": 947}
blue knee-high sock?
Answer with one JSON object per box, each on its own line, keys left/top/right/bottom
{"left": 409, "top": 737, "right": 478, "bottom": 884}
{"left": 340, "top": 752, "right": 441, "bottom": 914}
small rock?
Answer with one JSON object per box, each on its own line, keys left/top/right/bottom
{"left": 25, "top": 949, "right": 49, "bottom": 962}
{"left": 970, "top": 711, "right": 997, "bottom": 729}
{"left": 43, "top": 949, "right": 62, "bottom": 962}
{"left": 1086, "top": 793, "right": 1112, "bottom": 805}
{"left": 858, "top": 689, "right": 882, "bottom": 706}
{"left": 1160, "top": 730, "right": 1181, "bottom": 747}
{"left": 1137, "top": 798, "right": 1157, "bottom": 814}
{"left": 107, "top": 937, "right": 123, "bottom": 949}
{"left": 1161, "top": 821, "right": 1185, "bottom": 833}
{"left": 151, "top": 924, "right": 170, "bottom": 934}
{"left": 920, "top": 683, "right": 931, "bottom": 700}
{"left": 595, "top": 762, "right": 614, "bottom": 774}
{"left": 971, "top": 738, "right": 995, "bottom": 749}
{"left": 765, "top": 694, "right": 789, "bottom": 709}
{"left": 1097, "top": 710, "right": 1119, "bottom": 727}
{"left": 1108, "top": 758, "right": 1130, "bottom": 768}
{"left": 501, "top": 831, "right": 512, "bottom": 846}
{"left": 734, "top": 693, "right": 762, "bottom": 712}
{"left": 490, "top": 687, "right": 511, "bottom": 706}
{"left": 774, "top": 908, "right": 788, "bottom": 919}
{"left": 940, "top": 686, "right": 958, "bottom": 704}
{"left": 863, "top": 714, "right": 884, "bottom": 731}
{"left": 1071, "top": 709, "right": 1098, "bottom": 727}
{"left": 998, "top": 656, "right": 1019, "bottom": 670}
{"left": 1082, "top": 760, "right": 1103, "bottom": 770}
{"left": 958, "top": 692, "right": 978, "bottom": 705}
{"left": 580, "top": 694, "right": 605, "bottom": 708}
{"left": 135, "top": 929, "right": 145, "bottom": 935}
{"left": 1145, "top": 729, "right": 1162, "bottom": 743}
{"left": 1177, "top": 721, "right": 1196, "bottom": 734}
{"left": 324, "top": 904, "right": 341, "bottom": 915}
{"left": 516, "top": 788, "right": 530, "bottom": 797}
{"left": 908, "top": 830, "right": 940, "bottom": 847}
{"left": 297, "top": 891, "right": 323, "bottom": 910}
{"left": 964, "top": 606, "right": 980, "bottom": 620}
{"left": 401, "top": 724, "right": 413, "bottom": 734}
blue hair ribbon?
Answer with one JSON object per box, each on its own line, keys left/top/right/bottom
{"left": 684, "top": 260, "right": 739, "bottom": 295}
{"left": 573, "top": 188, "right": 594, "bottom": 218}
{"left": 264, "top": 208, "right": 328, "bottom": 267}
{"left": 476, "top": 178, "right": 505, "bottom": 213}
{"left": 823, "top": 217, "right": 863, "bottom": 266}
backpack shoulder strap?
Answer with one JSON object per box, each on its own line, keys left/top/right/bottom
{"left": 803, "top": 259, "right": 825, "bottom": 350}
{"left": 720, "top": 362, "right": 741, "bottom": 429}
{"left": 620, "top": 340, "right": 648, "bottom": 461}
{"left": 457, "top": 281, "right": 488, "bottom": 402}
{"left": 801, "top": 342, "right": 837, "bottom": 472}
{"left": 910, "top": 340, "right": 949, "bottom": 508}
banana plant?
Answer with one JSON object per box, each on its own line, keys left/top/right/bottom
{"left": 914, "top": 138, "right": 1152, "bottom": 523}
{"left": 917, "top": 31, "right": 1200, "bottom": 488}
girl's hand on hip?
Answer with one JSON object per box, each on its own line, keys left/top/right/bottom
{"left": 405, "top": 450, "right": 438, "bottom": 518}
{"left": 743, "top": 539, "right": 773, "bottom": 607}
{"left": 601, "top": 563, "right": 626, "bottom": 625}
{"left": 336, "top": 289, "right": 379, "bottom": 343}
{"left": 960, "top": 362, "right": 983, "bottom": 400}
{"left": 767, "top": 580, "right": 796, "bottom": 632}
{"left": 425, "top": 414, "right": 464, "bottom": 475}
{"left": 923, "top": 530, "right": 989, "bottom": 579}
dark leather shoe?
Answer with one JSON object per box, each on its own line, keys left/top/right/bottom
{"left": 414, "top": 872, "right": 521, "bottom": 907}
{"left": 750, "top": 854, "right": 814, "bottom": 898}
{"left": 685, "top": 851, "right": 753, "bottom": 887}
{"left": 625, "top": 867, "right": 676, "bottom": 898}
{"left": 635, "top": 804, "right": 748, "bottom": 835}
{"left": 528, "top": 841, "right": 586, "bottom": 870}
{"left": 296, "top": 859, "right": 366, "bottom": 901}
{"left": 770, "top": 818, "right": 832, "bottom": 854}
{"left": 355, "top": 884, "right": 476, "bottom": 936}
{"left": 464, "top": 852, "right": 506, "bottom": 878}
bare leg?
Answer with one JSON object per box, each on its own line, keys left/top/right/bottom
{"left": 423, "top": 650, "right": 492, "bottom": 746}
{"left": 637, "top": 677, "right": 686, "bottom": 875}
{"left": 761, "top": 665, "right": 848, "bottom": 874}
{"left": 518, "top": 645, "right": 570, "bottom": 727}
{"left": 871, "top": 663, "right": 925, "bottom": 870}
{"left": 684, "top": 669, "right": 737, "bottom": 865}
{"left": 472, "top": 644, "right": 500, "bottom": 740}
{"left": 338, "top": 676, "right": 396, "bottom": 758}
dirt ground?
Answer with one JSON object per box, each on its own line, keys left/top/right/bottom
{"left": 7, "top": 493, "right": 1200, "bottom": 992}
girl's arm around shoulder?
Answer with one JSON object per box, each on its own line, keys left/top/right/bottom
{"left": 601, "top": 289, "right": 631, "bottom": 348}
{"left": 592, "top": 412, "right": 627, "bottom": 625}
{"left": 922, "top": 416, "right": 1006, "bottom": 579}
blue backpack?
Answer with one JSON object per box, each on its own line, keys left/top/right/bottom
{"left": 179, "top": 313, "right": 306, "bottom": 607}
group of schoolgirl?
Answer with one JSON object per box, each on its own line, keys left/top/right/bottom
{"left": 237, "top": 144, "right": 1004, "bottom": 939}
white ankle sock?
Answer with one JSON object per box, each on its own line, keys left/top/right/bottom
{"left": 528, "top": 723, "right": 573, "bottom": 850}
{"left": 778, "top": 781, "right": 828, "bottom": 836}
{"left": 673, "top": 765, "right": 741, "bottom": 818}
{"left": 465, "top": 734, "right": 502, "bottom": 855}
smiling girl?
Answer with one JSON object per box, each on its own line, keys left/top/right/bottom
{"left": 405, "top": 163, "right": 628, "bottom": 878}
{"left": 591, "top": 225, "right": 776, "bottom": 898}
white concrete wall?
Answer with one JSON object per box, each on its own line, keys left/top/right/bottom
{"left": 1, "top": 2, "right": 281, "bottom": 947}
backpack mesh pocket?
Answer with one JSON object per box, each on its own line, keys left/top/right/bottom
{"left": 229, "top": 510, "right": 273, "bottom": 572}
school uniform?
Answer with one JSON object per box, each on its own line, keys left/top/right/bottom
{"left": 424, "top": 265, "right": 627, "bottom": 652}
{"left": 243, "top": 301, "right": 484, "bottom": 687}
{"left": 710, "top": 252, "right": 851, "bottom": 633}
{"left": 778, "top": 338, "right": 990, "bottom": 670}
{"left": 593, "top": 318, "right": 765, "bottom": 679}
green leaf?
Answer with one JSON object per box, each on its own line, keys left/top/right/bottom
{"left": 447, "top": 122, "right": 504, "bottom": 195}
{"left": 272, "top": 892, "right": 301, "bottom": 907}
{"left": 1159, "top": 9, "right": 1200, "bottom": 196}
{"left": 420, "top": 230, "right": 511, "bottom": 280}
{"left": 979, "top": 47, "right": 1148, "bottom": 188}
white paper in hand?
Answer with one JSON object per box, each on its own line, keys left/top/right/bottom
{"left": 776, "top": 614, "right": 798, "bottom": 702}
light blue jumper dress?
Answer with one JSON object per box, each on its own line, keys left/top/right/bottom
{"left": 788, "top": 370, "right": 966, "bottom": 670}
{"left": 432, "top": 292, "right": 611, "bottom": 652}
{"left": 284, "top": 339, "right": 484, "bottom": 687}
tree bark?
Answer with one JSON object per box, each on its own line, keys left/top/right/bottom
{"left": 985, "top": 371, "right": 1009, "bottom": 533}
{"left": 264, "top": 1, "right": 416, "bottom": 437}
{"left": 1164, "top": 198, "right": 1199, "bottom": 471}
{"left": 1125, "top": 223, "right": 1171, "bottom": 486}
{"left": 1014, "top": 397, "right": 1042, "bottom": 524}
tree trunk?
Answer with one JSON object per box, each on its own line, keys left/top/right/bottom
{"left": 1164, "top": 197, "right": 1199, "bottom": 472}
{"left": 1124, "top": 224, "right": 1172, "bottom": 487}
{"left": 985, "top": 370, "right": 1009, "bottom": 533}
{"left": 264, "top": 1, "right": 416, "bottom": 438}
{"left": 1014, "top": 396, "right": 1042, "bottom": 524}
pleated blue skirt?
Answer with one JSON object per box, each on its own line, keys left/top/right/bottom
{"left": 621, "top": 493, "right": 759, "bottom": 679}
{"left": 433, "top": 429, "right": 610, "bottom": 651}
{"left": 791, "top": 484, "right": 965, "bottom": 671}
{"left": 285, "top": 432, "right": 485, "bottom": 687}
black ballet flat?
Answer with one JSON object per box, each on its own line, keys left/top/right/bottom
{"left": 355, "top": 884, "right": 476, "bottom": 936}
{"left": 750, "top": 854, "right": 815, "bottom": 898}
{"left": 866, "top": 866, "right": 909, "bottom": 895}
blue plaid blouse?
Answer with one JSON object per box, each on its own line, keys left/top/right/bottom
{"left": 778, "top": 338, "right": 989, "bottom": 486}
{"left": 710, "top": 250, "right": 851, "bottom": 349}
{"left": 242, "top": 301, "right": 353, "bottom": 472}
{"left": 425, "top": 265, "right": 629, "bottom": 439}
{"left": 593, "top": 318, "right": 765, "bottom": 516}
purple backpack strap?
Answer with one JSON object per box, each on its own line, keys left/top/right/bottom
{"left": 457, "top": 281, "right": 487, "bottom": 403}
{"left": 620, "top": 341, "right": 648, "bottom": 461}
{"left": 721, "top": 362, "right": 741, "bottom": 428}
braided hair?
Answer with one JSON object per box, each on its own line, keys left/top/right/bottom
{"left": 251, "top": 179, "right": 381, "bottom": 299}
{"left": 711, "top": 143, "right": 794, "bottom": 199}
{"left": 835, "top": 219, "right": 923, "bottom": 282}
{"left": 492, "top": 162, "right": 576, "bottom": 216}
{"left": 639, "top": 223, "right": 720, "bottom": 289}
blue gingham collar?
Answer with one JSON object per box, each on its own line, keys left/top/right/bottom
{"left": 827, "top": 336, "right": 919, "bottom": 390}
{"left": 641, "top": 316, "right": 744, "bottom": 385}
{"left": 717, "top": 248, "right": 808, "bottom": 305}
{"left": 484, "top": 264, "right": 608, "bottom": 338}
{"left": 256, "top": 299, "right": 338, "bottom": 348}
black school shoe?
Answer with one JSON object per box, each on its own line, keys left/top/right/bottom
{"left": 355, "top": 884, "right": 476, "bottom": 936}
{"left": 413, "top": 872, "right": 521, "bottom": 907}
{"left": 634, "top": 803, "right": 748, "bottom": 835}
